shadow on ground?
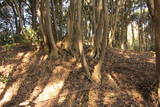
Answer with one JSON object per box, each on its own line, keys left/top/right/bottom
{"left": 0, "top": 45, "right": 158, "bottom": 107}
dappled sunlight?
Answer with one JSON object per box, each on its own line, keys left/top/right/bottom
{"left": 0, "top": 42, "right": 157, "bottom": 106}
{"left": 84, "top": 41, "right": 93, "bottom": 46}
{"left": 88, "top": 89, "right": 99, "bottom": 106}
{"left": 67, "top": 93, "right": 77, "bottom": 106}
{"left": 75, "top": 62, "right": 82, "bottom": 69}
{"left": 52, "top": 66, "right": 70, "bottom": 80}
{"left": 0, "top": 0, "right": 159, "bottom": 104}
{"left": 106, "top": 73, "right": 119, "bottom": 88}
{"left": 40, "top": 54, "right": 48, "bottom": 62}
{"left": 146, "top": 58, "right": 155, "bottom": 64}
{"left": 21, "top": 52, "right": 35, "bottom": 63}
{"left": 16, "top": 52, "right": 25, "bottom": 58}
{"left": 0, "top": 78, "right": 23, "bottom": 106}
{"left": 31, "top": 64, "right": 71, "bottom": 106}
{"left": 68, "top": 58, "right": 76, "bottom": 63}
{"left": 35, "top": 81, "right": 65, "bottom": 102}
{"left": 53, "top": 66, "right": 66, "bottom": 74}
{"left": 57, "top": 89, "right": 69, "bottom": 104}
{"left": 0, "top": 64, "right": 15, "bottom": 75}
{"left": 0, "top": 43, "right": 77, "bottom": 106}
{"left": 28, "top": 85, "right": 44, "bottom": 101}
{"left": 92, "top": 63, "right": 102, "bottom": 84}
{"left": 103, "top": 90, "right": 117, "bottom": 104}
{"left": 0, "top": 47, "right": 36, "bottom": 106}
{"left": 127, "top": 89, "right": 144, "bottom": 103}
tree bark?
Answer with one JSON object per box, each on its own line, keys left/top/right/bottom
{"left": 10, "top": 4, "right": 18, "bottom": 33}
{"left": 63, "top": 0, "right": 77, "bottom": 51}
{"left": 153, "top": 0, "right": 160, "bottom": 103}
{"left": 13, "top": 0, "right": 24, "bottom": 34}
{"left": 91, "top": 0, "right": 104, "bottom": 58}
{"left": 38, "top": 0, "right": 58, "bottom": 57}
{"left": 51, "top": 0, "right": 58, "bottom": 42}
{"left": 92, "top": 0, "right": 109, "bottom": 84}
{"left": 76, "top": 0, "right": 91, "bottom": 79}
{"left": 30, "top": 0, "right": 37, "bottom": 30}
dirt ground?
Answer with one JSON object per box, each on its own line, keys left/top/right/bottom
{"left": 0, "top": 43, "right": 158, "bottom": 107}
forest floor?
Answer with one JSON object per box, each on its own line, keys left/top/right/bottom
{"left": 0, "top": 43, "right": 158, "bottom": 107}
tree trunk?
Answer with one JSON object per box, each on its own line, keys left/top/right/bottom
{"left": 51, "top": 0, "right": 58, "bottom": 42}
{"left": 146, "top": 0, "right": 155, "bottom": 51}
{"left": 121, "top": 23, "right": 128, "bottom": 50}
{"left": 30, "top": 0, "right": 37, "bottom": 30}
{"left": 153, "top": 0, "right": 160, "bottom": 103}
{"left": 63, "top": 0, "right": 77, "bottom": 51}
{"left": 59, "top": 0, "right": 63, "bottom": 40}
{"left": 131, "top": 23, "right": 135, "bottom": 50}
{"left": 38, "top": 0, "right": 58, "bottom": 57}
{"left": 13, "top": 0, "right": 23, "bottom": 34}
{"left": 10, "top": 4, "right": 18, "bottom": 33}
{"left": 76, "top": 0, "right": 91, "bottom": 79}
{"left": 92, "top": 0, "right": 109, "bottom": 84}
{"left": 91, "top": 0, "right": 104, "bottom": 58}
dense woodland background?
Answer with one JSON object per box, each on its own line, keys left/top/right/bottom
{"left": 0, "top": 0, "right": 160, "bottom": 106}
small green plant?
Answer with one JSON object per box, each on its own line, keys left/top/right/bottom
{"left": 0, "top": 75, "right": 11, "bottom": 84}
{"left": 23, "top": 28, "right": 42, "bottom": 43}
{"left": 3, "top": 44, "right": 16, "bottom": 51}
{"left": 0, "top": 33, "right": 13, "bottom": 45}
{"left": 4, "top": 57, "right": 15, "bottom": 61}
{"left": 0, "top": 33, "right": 27, "bottom": 45}
{"left": 12, "top": 33, "right": 27, "bottom": 43}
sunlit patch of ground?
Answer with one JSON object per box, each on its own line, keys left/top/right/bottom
{"left": 0, "top": 44, "right": 158, "bottom": 106}
{"left": 0, "top": 45, "right": 36, "bottom": 106}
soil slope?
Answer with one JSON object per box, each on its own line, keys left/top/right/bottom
{"left": 0, "top": 43, "right": 158, "bottom": 107}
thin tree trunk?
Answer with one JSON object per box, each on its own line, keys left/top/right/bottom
{"left": 30, "top": 0, "right": 37, "bottom": 30}
{"left": 108, "top": 0, "right": 125, "bottom": 48}
{"left": 13, "top": 0, "right": 23, "bottom": 34}
{"left": 131, "top": 23, "right": 135, "bottom": 50}
{"left": 76, "top": 0, "right": 91, "bottom": 79}
{"left": 51, "top": 0, "right": 58, "bottom": 42}
{"left": 59, "top": 0, "right": 63, "bottom": 40}
{"left": 11, "top": 4, "right": 18, "bottom": 33}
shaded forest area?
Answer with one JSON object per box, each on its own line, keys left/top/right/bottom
{"left": 0, "top": 0, "right": 160, "bottom": 107}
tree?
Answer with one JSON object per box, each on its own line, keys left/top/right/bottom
{"left": 76, "top": 0, "right": 91, "bottom": 79}
{"left": 147, "top": 0, "right": 160, "bottom": 103}
{"left": 153, "top": 0, "right": 160, "bottom": 103}
{"left": 38, "top": 0, "right": 58, "bottom": 57}
{"left": 92, "top": 0, "right": 109, "bottom": 84}
{"left": 29, "top": 0, "right": 37, "bottom": 30}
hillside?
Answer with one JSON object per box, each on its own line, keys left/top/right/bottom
{"left": 0, "top": 43, "right": 158, "bottom": 107}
